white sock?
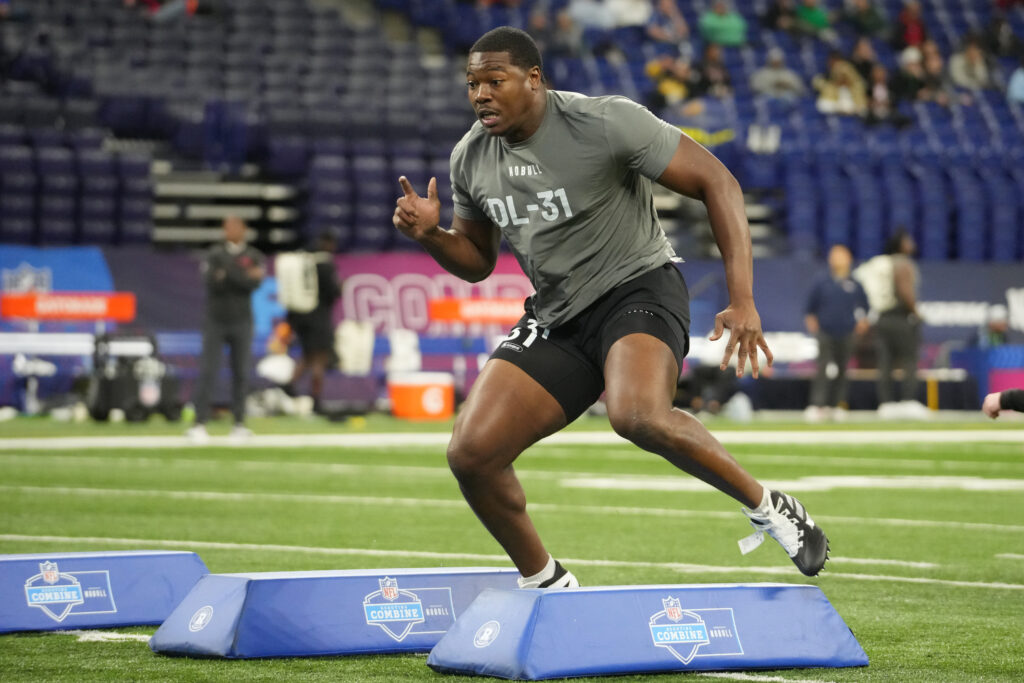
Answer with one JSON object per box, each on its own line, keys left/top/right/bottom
{"left": 517, "top": 554, "right": 555, "bottom": 589}
{"left": 748, "top": 488, "right": 772, "bottom": 517}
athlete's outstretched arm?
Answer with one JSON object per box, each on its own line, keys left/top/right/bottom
{"left": 656, "top": 134, "right": 773, "bottom": 377}
{"left": 393, "top": 176, "right": 501, "bottom": 282}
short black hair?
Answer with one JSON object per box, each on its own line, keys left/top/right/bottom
{"left": 470, "top": 26, "right": 543, "bottom": 75}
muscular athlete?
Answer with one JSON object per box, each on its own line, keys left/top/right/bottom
{"left": 393, "top": 27, "right": 828, "bottom": 586}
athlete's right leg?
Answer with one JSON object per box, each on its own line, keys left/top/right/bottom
{"left": 447, "top": 359, "right": 567, "bottom": 577}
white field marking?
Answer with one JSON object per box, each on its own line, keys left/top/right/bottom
{"left": 996, "top": 553, "right": 1024, "bottom": 560}
{"left": 59, "top": 630, "right": 151, "bottom": 643}
{"left": 562, "top": 474, "right": 1024, "bottom": 493}
{"left": 2, "top": 534, "right": 1022, "bottom": 591}
{"left": 697, "top": 674, "right": 835, "bottom": 683}
{"left": 536, "top": 447, "right": 1024, "bottom": 472}
{"left": 7, "top": 484, "right": 1024, "bottom": 535}
{"left": 0, "top": 429, "right": 1021, "bottom": 451}
{"left": 824, "top": 557, "right": 937, "bottom": 569}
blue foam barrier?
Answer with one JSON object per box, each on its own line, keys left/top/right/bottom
{"left": 427, "top": 583, "right": 868, "bottom": 679}
{"left": 0, "top": 551, "right": 208, "bottom": 633}
{"left": 149, "top": 567, "right": 521, "bottom": 658}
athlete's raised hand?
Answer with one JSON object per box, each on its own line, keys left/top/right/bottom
{"left": 709, "top": 299, "right": 774, "bottom": 378}
{"left": 393, "top": 176, "right": 441, "bottom": 241}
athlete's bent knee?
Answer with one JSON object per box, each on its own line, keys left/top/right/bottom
{"left": 608, "top": 408, "right": 664, "bottom": 451}
{"left": 446, "top": 430, "right": 499, "bottom": 483}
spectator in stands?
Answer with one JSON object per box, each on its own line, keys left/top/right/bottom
{"left": 762, "top": 0, "right": 798, "bottom": 33}
{"left": 795, "top": 0, "right": 837, "bottom": 43}
{"left": 983, "top": 388, "right": 1024, "bottom": 418}
{"left": 699, "top": 0, "right": 747, "bottom": 47}
{"left": 694, "top": 43, "right": 733, "bottom": 98}
{"left": 750, "top": 48, "right": 806, "bottom": 101}
{"left": 969, "top": 304, "right": 1010, "bottom": 349}
{"left": 921, "top": 41, "right": 954, "bottom": 106}
{"left": 895, "top": 0, "right": 926, "bottom": 49}
{"left": 842, "top": 0, "right": 888, "bottom": 39}
{"left": 646, "top": 0, "right": 690, "bottom": 53}
{"left": 814, "top": 51, "right": 867, "bottom": 115}
{"left": 187, "top": 215, "right": 266, "bottom": 444}
{"left": 1009, "top": 55, "right": 1024, "bottom": 104}
{"left": 804, "top": 245, "right": 869, "bottom": 422}
{"left": 568, "top": 0, "right": 615, "bottom": 30}
{"left": 645, "top": 51, "right": 697, "bottom": 111}
{"left": 983, "top": 15, "right": 1022, "bottom": 58}
{"left": 850, "top": 36, "right": 879, "bottom": 83}
{"left": 528, "top": 5, "right": 582, "bottom": 58}
{"left": 867, "top": 64, "right": 910, "bottom": 126}
{"left": 890, "top": 45, "right": 927, "bottom": 103}
{"left": 285, "top": 231, "right": 342, "bottom": 413}
{"left": 608, "top": 0, "right": 654, "bottom": 30}
{"left": 949, "top": 38, "right": 995, "bottom": 91}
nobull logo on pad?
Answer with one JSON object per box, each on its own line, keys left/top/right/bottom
{"left": 649, "top": 596, "right": 743, "bottom": 665}
{"left": 24, "top": 561, "right": 117, "bottom": 623}
{"left": 363, "top": 577, "right": 455, "bottom": 642}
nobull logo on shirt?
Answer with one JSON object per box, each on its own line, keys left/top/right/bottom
{"left": 507, "top": 164, "right": 543, "bottom": 177}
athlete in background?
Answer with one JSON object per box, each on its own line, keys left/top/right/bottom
{"left": 392, "top": 27, "right": 828, "bottom": 587}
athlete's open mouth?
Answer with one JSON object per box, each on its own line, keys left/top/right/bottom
{"left": 477, "top": 109, "right": 499, "bottom": 126}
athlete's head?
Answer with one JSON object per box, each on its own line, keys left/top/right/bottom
{"left": 467, "top": 27, "right": 546, "bottom": 142}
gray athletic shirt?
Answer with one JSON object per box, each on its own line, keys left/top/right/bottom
{"left": 450, "top": 89, "right": 683, "bottom": 328}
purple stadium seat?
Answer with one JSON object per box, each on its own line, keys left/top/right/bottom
{"left": 265, "top": 135, "right": 311, "bottom": 178}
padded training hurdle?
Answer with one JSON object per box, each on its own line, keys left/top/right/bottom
{"left": 1, "top": 551, "right": 208, "bottom": 633}
{"left": 427, "top": 583, "right": 868, "bottom": 679}
{"left": 149, "top": 567, "right": 521, "bottom": 658}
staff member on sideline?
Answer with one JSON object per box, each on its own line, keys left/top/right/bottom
{"left": 392, "top": 27, "right": 829, "bottom": 588}
{"left": 804, "top": 244, "right": 869, "bottom": 422}
{"left": 187, "top": 215, "right": 265, "bottom": 444}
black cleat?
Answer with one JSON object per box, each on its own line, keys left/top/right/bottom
{"left": 740, "top": 490, "right": 830, "bottom": 577}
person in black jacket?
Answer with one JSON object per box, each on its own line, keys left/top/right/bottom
{"left": 983, "top": 389, "right": 1024, "bottom": 418}
{"left": 285, "top": 231, "right": 342, "bottom": 411}
{"left": 187, "top": 215, "right": 265, "bottom": 443}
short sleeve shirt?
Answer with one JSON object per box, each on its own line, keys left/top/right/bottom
{"left": 449, "top": 89, "right": 682, "bottom": 327}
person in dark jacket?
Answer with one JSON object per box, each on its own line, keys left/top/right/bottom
{"left": 285, "top": 231, "right": 342, "bottom": 411}
{"left": 187, "top": 215, "right": 265, "bottom": 443}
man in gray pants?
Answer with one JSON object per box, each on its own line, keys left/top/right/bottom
{"left": 187, "top": 215, "right": 265, "bottom": 443}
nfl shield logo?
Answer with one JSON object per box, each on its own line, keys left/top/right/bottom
{"left": 40, "top": 562, "right": 60, "bottom": 585}
{"left": 380, "top": 577, "right": 399, "bottom": 601}
{"left": 663, "top": 597, "right": 683, "bottom": 622}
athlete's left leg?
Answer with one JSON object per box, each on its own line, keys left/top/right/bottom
{"left": 603, "top": 333, "right": 763, "bottom": 508}
{"left": 604, "top": 333, "right": 830, "bottom": 576}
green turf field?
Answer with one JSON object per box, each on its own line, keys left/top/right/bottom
{"left": 1, "top": 417, "right": 1022, "bottom": 682}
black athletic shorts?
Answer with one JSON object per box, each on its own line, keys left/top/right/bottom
{"left": 490, "top": 262, "right": 691, "bottom": 423}
{"left": 287, "top": 310, "right": 334, "bottom": 355}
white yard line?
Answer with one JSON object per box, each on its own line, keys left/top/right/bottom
{"left": 0, "top": 429, "right": 1021, "bottom": 451}
{"left": 562, "top": 474, "right": 1024, "bottom": 493}
{"left": 58, "top": 630, "right": 151, "bottom": 643}
{"left": 995, "top": 553, "right": 1024, "bottom": 560}
{"left": 2, "top": 533, "right": 1021, "bottom": 591}
{"left": 697, "top": 674, "right": 835, "bottom": 683}
{"left": 6, "top": 485, "right": 1023, "bottom": 535}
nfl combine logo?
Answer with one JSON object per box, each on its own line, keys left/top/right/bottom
{"left": 363, "top": 577, "right": 425, "bottom": 642}
{"left": 24, "top": 561, "right": 85, "bottom": 623}
{"left": 649, "top": 595, "right": 710, "bottom": 665}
